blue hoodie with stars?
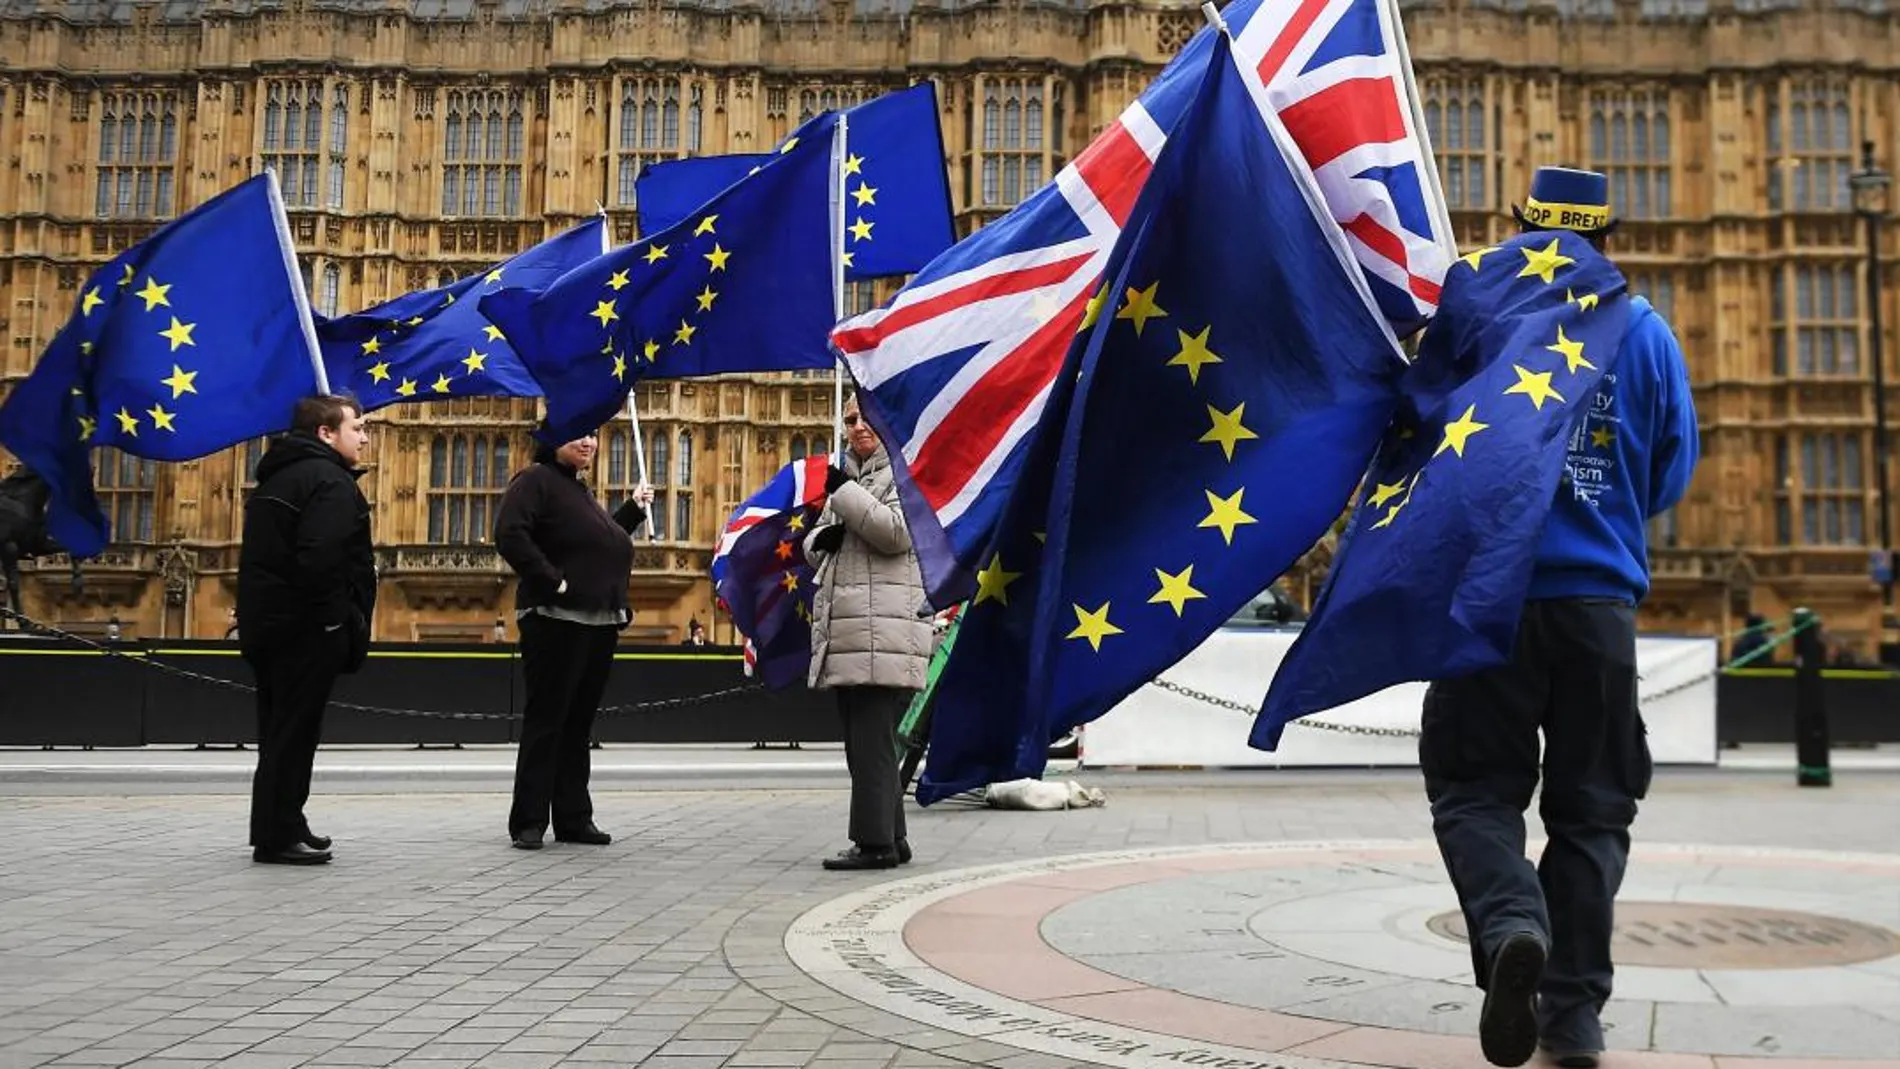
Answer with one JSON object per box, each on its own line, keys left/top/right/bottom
{"left": 1528, "top": 296, "right": 1701, "bottom": 605}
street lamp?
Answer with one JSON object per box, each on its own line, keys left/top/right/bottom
{"left": 1848, "top": 140, "right": 1893, "bottom": 632}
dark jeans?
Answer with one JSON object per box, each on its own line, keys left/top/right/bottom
{"left": 510, "top": 614, "right": 619, "bottom": 837}
{"left": 837, "top": 685, "right": 911, "bottom": 849}
{"left": 1419, "top": 598, "right": 1653, "bottom": 1052}
{"left": 247, "top": 637, "right": 343, "bottom": 850}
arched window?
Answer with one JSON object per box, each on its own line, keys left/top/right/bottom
{"left": 442, "top": 88, "right": 525, "bottom": 218}
{"left": 676, "top": 431, "right": 694, "bottom": 485}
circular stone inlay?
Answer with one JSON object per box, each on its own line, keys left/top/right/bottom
{"left": 1425, "top": 902, "right": 1900, "bottom": 969}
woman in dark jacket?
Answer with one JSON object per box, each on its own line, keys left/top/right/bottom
{"left": 493, "top": 426, "right": 651, "bottom": 850}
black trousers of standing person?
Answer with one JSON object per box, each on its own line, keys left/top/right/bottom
{"left": 247, "top": 639, "right": 343, "bottom": 850}
{"left": 1419, "top": 598, "right": 1653, "bottom": 1055}
{"left": 510, "top": 613, "right": 620, "bottom": 837}
{"left": 837, "top": 685, "right": 912, "bottom": 849}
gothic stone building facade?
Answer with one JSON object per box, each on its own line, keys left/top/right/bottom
{"left": 0, "top": 0, "right": 1896, "bottom": 656}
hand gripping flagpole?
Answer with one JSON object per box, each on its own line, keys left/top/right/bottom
{"left": 830, "top": 111, "right": 850, "bottom": 462}
{"left": 600, "top": 200, "right": 658, "bottom": 542}
{"left": 265, "top": 167, "right": 331, "bottom": 395}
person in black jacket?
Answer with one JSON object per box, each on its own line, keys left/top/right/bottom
{"left": 236, "top": 395, "right": 376, "bottom": 866}
{"left": 494, "top": 425, "right": 652, "bottom": 850}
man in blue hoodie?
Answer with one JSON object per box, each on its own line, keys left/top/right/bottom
{"left": 1422, "top": 168, "right": 1700, "bottom": 1068}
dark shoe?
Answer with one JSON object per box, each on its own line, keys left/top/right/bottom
{"left": 252, "top": 842, "right": 331, "bottom": 866}
{"left": 1539, "top": 1046, "right": 1601, "bottom": 1069}
{"left": 1478, "top": 932, "right": 1546, "bottom": 1067}
{"left": 554, "top": 824, "right": 611, "bottom": 845}
{"left": 301, "top": 832, "right": 331, "bottom": 851}
{"left": 511, "top": 828, "right": 545, "bottom": 851}
{"left": 896, "top": 839, "right": 912, "bottom": 865}
{"left": 822, "top": 846, "right": 900, "bottom": 871}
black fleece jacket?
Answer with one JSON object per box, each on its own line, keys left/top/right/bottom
{"left": 493, "top": 454, "right": 645, "bottom": 618}
{"left": 236, "top": 432, "right": 376, "bottom": 657}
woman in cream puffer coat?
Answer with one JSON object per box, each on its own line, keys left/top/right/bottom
{"left": 804, "top": 394, "right": 933, "bottom": 871}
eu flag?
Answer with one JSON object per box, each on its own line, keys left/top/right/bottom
{"left": 315, "top": 217, "right": 606, "bottom": 411}
{"left": 0, "top": 172, "right": 321, "bottom": 557}
{"left": 913, "top": 30, "right": 1408, "bottom": 802}
{"left": 1253, "top": 230, "right": 1631, "bottom": 748}
{"left": 636, "top": 84, "right": 954, "bottom": 280}
{"left": 480, "top": 112, "right": 841, "bottom": 444}
{"left": 711, "top": 455, "right": 831, "bottom": 690}
{"left": 635, "top": 154, "right": 764, "bottom": 239}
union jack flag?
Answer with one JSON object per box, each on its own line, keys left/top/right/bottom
{"left": 710, "top": 454, "right": 832, "bottom": 689}
{"left": 831, "top": 0, "right": 1451, "bottom": 604}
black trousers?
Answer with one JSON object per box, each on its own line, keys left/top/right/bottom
{"left": 247, "top": 640, "right": 342, "bottom": 850}
{"left": 510, "top": 614, "right": 619, "bottom": 837}
{"left": 837, "top": 686, "right": 911, "bottom": 849}
{"left": 1419, "top": 598, "right": 1653, "bottom": 1053}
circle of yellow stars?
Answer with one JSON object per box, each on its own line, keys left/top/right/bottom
{"left": 75, "top": 263, "right": 199, "bottom": 443}
{"left": 972, "top": 277, "right": 1268, "bottom": 655}
{"left": 589, "top": 214, "right": 730, "bottom": 384}
{"left": 1367, "top": 236, "right": 1608, "bottom": 533}
{"left": 359, "top": 267, "right": 516, "bottom": 400}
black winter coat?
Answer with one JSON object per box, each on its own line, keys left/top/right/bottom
{"left": 493, "top": 457, "right": 645, "bottom": 620}
{"left": 236, "top": 432, "right": 376, "bottom": 670}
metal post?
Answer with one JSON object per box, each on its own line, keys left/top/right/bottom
{"left": 1790, "top": 607, "right": 1830, "bottom": 788}
{"left": 1850, "top": 140, "right": 1894, "bottom": 655}
{"left": 1867, "top": 166, "right": 1892, "bottom": 612}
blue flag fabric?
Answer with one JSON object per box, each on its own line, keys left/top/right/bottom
{"left": 315, "top": 217, "right": 606, "bottom": 411}
{"left": 636, "top": 84, "right": 954, "bottom": 281}
{"left": 710, "top": 455, "right": 832, "bottom": 690}
{"left": 1253, "top": 230, "right": 1631, "bottom": 749}
{"left": 0, "top": 173, "right": 320, "bottom": 557}
{"left": 635, "top": 154, "right": 765, "bottom": 239}
{"left": 914, "top": 31, "right": 1405, "bottom": 803}
{"left": 480, "top": 112, "right": 842, "bottom": 445}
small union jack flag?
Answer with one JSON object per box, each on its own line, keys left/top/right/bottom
{"left": 711, "top": 454, "right": 833, "bottom": 689}
{"left": 832, "top": 0, "right": 1452, "bottom": 605}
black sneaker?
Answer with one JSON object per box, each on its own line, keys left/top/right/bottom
{"left": 1479, "top": 932, "right": 1546, "bottom": 1067}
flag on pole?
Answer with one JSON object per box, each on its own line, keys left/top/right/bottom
{"left": 0, "top": 173, "right": 322, "bottom": 557}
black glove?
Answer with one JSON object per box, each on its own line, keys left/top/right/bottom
{"left": 809, "top": 524, "right": 845, "bottom": 555}
{"left": 824, "top": 465, "right": 851, "bottom": 494}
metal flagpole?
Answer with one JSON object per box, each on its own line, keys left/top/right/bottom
{"left": 830, "top": 111, "right": 850, "bottom": 461}
{"left": 264, "top": 168, "right": 330, "bottom": 394}
{"left": 600, "top": 201, "right": 657, "bottom": 541}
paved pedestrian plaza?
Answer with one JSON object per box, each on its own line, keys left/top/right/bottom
{"left": 1, "top": 749, "right": 1896, "bottom": 1069}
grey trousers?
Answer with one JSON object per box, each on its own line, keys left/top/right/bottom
{"left": 837, "top": 685, "right": 912, "bottom": 849}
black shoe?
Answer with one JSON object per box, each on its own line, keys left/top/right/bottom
{"left": 554, "top": 823, "right": 611, "bottom": 845}
{"left": 896, "top": 839, "right": 912, "bottom": 865}
{"left": 1540, "top": 1049, "right": 1601, "bottom": 1069}
{"left": 253, "top": 842, "right": 331, "bottom": 866}
{"left": 301, "top": 832, "right": 331, "bottom": 851}
{"left": 822, "top": 846, "right": 900, "bottom": 871}
{"left": 511, "top": 828, "right": 545, "bottom": 851}
{"left": 1478, "top": 932, "right": 1546, "bottom": 1067}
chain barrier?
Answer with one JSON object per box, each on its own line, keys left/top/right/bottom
{"left": 1146, "top": 615, "right": 1826, "bottom": 738}
{"left": 0, "top": 604, "right": 1831, "bottom": 733}
{"left": 0, "top": 605, "right": 763, "bottom": 721}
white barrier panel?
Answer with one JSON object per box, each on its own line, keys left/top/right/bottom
{"left": 1078, "top": 628, "right": 1719, "bottom": 768}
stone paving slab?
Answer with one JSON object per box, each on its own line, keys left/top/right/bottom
{"left": 0, "top": 764, "right": 1896, "bottom": 1068}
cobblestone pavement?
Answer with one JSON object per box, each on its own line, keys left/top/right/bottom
{"left": 1, "top": 760, "right": 1896, "bottom": 1069}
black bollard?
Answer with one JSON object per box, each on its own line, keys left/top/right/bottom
{"left": 1791, "top": 607, "right": 1831, "bottom": 787}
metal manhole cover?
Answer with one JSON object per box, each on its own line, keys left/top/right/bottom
{"left": 1426, "top": 902, "right": 1900, "bottom": 969}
